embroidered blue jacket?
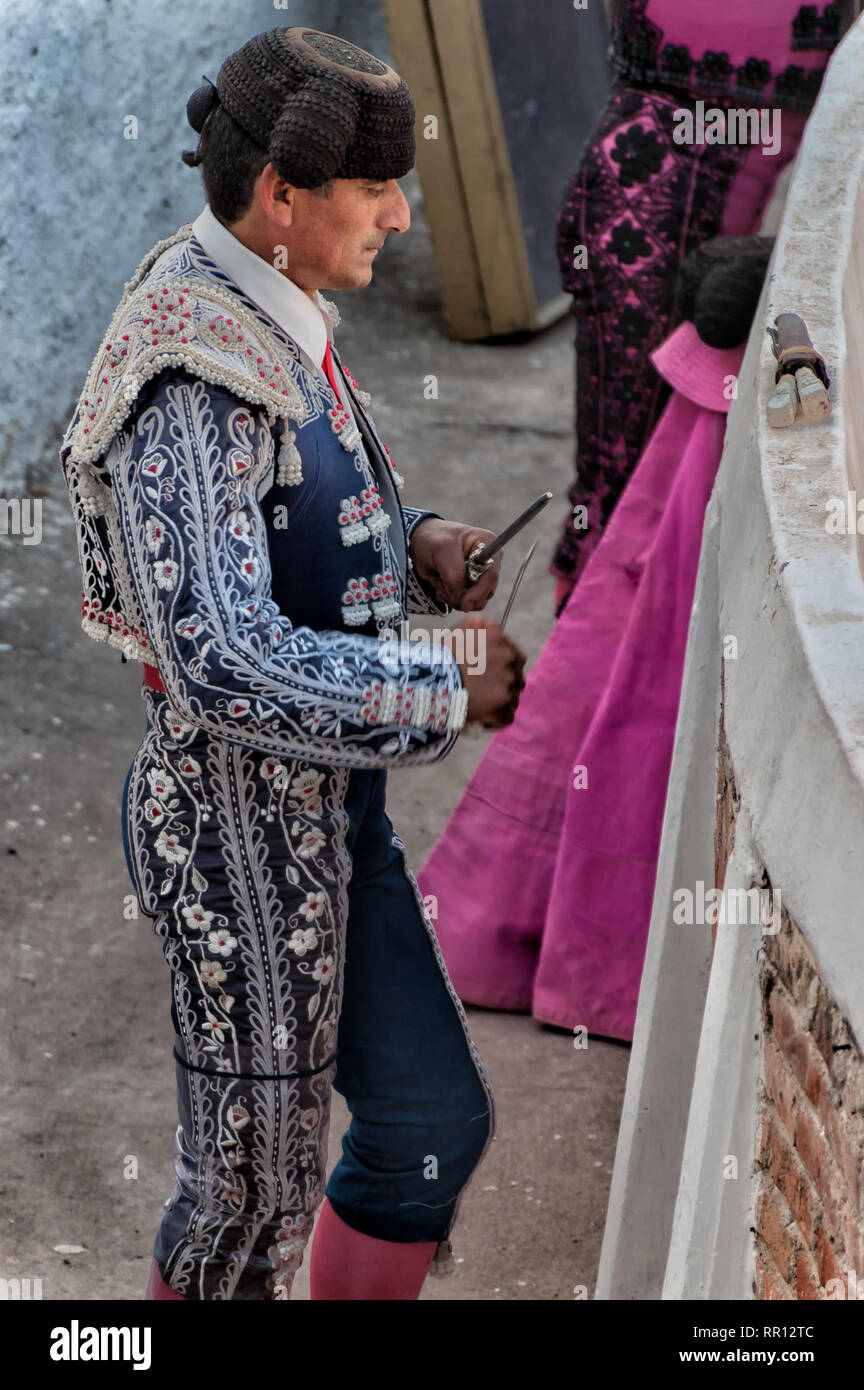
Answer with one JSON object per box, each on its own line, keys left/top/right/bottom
{"left": 59, "top": 222, "right": 468, "bottom": 768}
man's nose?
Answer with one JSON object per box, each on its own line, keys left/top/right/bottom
{"left": 382, "top": 180, "right": 411, "bottom": 233}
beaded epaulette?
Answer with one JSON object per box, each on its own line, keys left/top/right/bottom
{"left": 63, "top": 223, "right": 308, "bottom": 467}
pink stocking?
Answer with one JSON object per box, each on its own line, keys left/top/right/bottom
{"left": 309, "top": 1197, "right": 439, "bottom": 1301}
{"left": 144, "top": 1258, "right": 186, "bottom": 1300}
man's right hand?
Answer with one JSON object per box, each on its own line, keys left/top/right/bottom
{"left": 446, "top": 614, "right": 526, "bottom": 729}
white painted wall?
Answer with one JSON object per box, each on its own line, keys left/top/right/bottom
{"left": 0, "top": 0, "right": 388, "bottom": 494}
{"left": 597, "top": 15, "right": 864, "bottom": 1299}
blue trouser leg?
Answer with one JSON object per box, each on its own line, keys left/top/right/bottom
{"left": 325, "top": 768, "right": 493, "bottom": 1243}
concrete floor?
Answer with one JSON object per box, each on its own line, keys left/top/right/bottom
{"left": 0, "top": 174, "right": 630, "bottom": 1301}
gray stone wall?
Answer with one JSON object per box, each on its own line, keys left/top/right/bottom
{"left": 0, "top": 0, "right": 389, "bottom": 493}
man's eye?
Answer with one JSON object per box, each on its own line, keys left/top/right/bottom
{"left": 368, "top": 186, "right": 386, "bottom": 197}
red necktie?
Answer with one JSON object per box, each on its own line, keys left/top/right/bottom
{"left": 322, "top": 340, "right": 342, "bottom": 405}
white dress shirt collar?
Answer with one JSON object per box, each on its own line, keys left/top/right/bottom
{"left": 191, "top": 203, "right": 334, "bottom": 373}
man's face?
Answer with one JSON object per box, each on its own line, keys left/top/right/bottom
{"left": 281, "top": 177, "right": 411, "bottom": 292}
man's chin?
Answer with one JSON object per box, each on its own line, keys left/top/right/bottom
{"left": 321, "top": 267, "right": 375, "bottom": 292}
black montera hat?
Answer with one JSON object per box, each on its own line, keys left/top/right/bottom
{"left": 182, "top": 26, "right": 415, "bottom": 187}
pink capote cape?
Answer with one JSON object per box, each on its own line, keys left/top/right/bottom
{"left": 418, "top": 323, "right": 743, "bottom": 1041}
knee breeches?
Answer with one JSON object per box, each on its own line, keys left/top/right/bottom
{"left": 121, "top": 704, "right": 494, "bottom": 1300}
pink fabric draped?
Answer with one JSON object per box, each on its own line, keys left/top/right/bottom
{"left": 418, "top": 18, "right": 817, "bottom": 1040}
{"left": 531, "top": 395, "right": 726, "bottom": 1040}
{"left": 418, "top": 334, "right": 742, "bottom": 1041}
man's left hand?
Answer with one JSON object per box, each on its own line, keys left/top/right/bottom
{"left": 410, "top": 518, "right": 500, "bottom": 612}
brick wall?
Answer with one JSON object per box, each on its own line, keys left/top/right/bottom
{"left": 716, "top": 710, "right": 864, "bottom": 1300}
{"left": 755, "top": 914, "right": 864, "bottom": 1299}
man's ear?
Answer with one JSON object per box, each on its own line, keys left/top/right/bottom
{"left": 259, "top": 163, "right": 296, "bottom": 226}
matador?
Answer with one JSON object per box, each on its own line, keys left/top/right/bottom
{"left": 59, "top": 26, "right": 525, "bottom": 1300}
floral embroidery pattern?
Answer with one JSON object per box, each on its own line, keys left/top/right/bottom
{"left": 124, "top": 699, "right": 352, "bottom": 1297}
{"left": 610, "top": 123, "right": 666, "bottom": 187}
{"left": 199, "top": 311, "right": 247, "bottom": 353}
{"left": 142, "top": 285, "right": 198, "bottom": 348}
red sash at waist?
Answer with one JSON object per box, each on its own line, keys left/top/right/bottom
{"left": 142, "top": 663, "right": 166, "bottom": 692}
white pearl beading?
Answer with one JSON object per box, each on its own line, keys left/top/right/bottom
{"left": 360, "top": 676, "right": 468, "bottom": 735}
{"left": 65, "top": 263, "right": 308, "bottom": 467}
